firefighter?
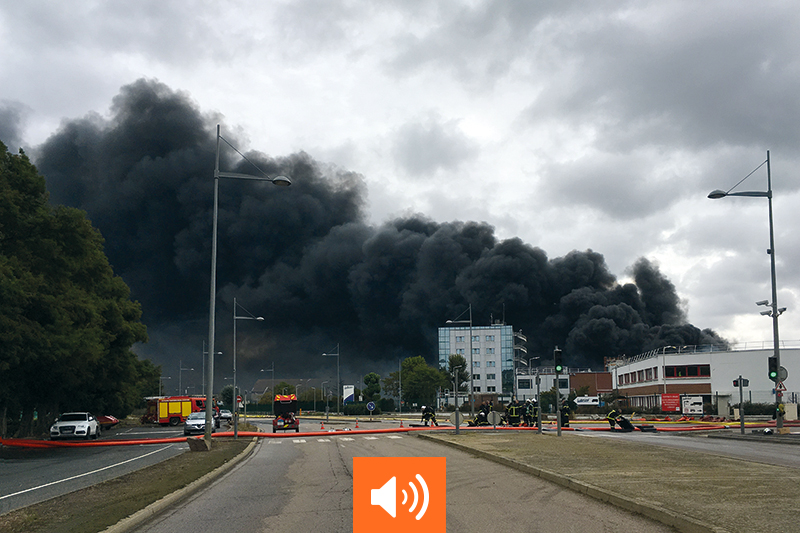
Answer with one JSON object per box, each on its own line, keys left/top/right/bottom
{"left": 506, "top": 397, "right": 522, "bottom": 426}
{"left": 560, "top": 400, "right": 571, "bottom": 428}
{"left": 529, "top": 399, "right": 540, "bottom": 428}
{"left": 606, "top": 408, "right": 620, "bottom": 430}
{"left": 421, "top": 405, "right": 439, "bottom": 426}
{"left": 523, "top": 399, "right": 534, "bottom": 427}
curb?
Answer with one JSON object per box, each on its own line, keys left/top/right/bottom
{"left": 100, "top": 437, "right": 259, "bottom": 533}
{"left": 416, "top": 433, "right": 729, "bottom": 533}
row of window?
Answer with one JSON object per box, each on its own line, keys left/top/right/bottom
{"left": 472, "top": 373, "right": 497, "bottom": 380}
{"left": 472, "top": 360, "right": 496, "bottom": 367}
{"left": 454, "top": 348, "right": 495, "bottom": 355}
{"left": 454, "top": 335, "right": 496, "bottom": 343}
{"left": 618, "top": 364, "right": 711, "bottom": 386}
{"left": 473, "top": 386, "right": 497, "bottom": 392}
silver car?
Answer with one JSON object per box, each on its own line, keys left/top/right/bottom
{"left": 50, "top": 412, "right": 101, "bottom": 440}
{"left": 184, "top": 411, "right": 215, "bottom": 435}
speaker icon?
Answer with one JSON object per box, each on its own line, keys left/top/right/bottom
{"left": 370, "top": 474, "right": 430, "bottom": 520}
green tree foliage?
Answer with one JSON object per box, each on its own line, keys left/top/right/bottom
{"left": 0, "top": 143, "right": 149, "bottom": 436}
{"left": 362, "top": 372, "right": 381, "bottom": 402}
{"left": 383, "top": 356, "right": 447, "bottom": 410}
{"left": 442, "top": 354, "right": 469, "bottom": 394}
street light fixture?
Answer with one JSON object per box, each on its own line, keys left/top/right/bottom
{"left": 322, "top": 344, "right": 341, "bottom": 414}
{"left": 233, "top": 297, "right": 264, "bottom": 439}
{"left": 708, "top": 150, "right": 785, "bottom": 429}
{"left": 205, "top": 125, "right": 291, "bottom": 445}
{"left": 179, "top": 361, "right": 193, "bottom": 395}
{"left": 447, "top": 304, "right": 474, "bottom": 417}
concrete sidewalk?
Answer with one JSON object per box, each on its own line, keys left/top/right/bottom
{"left": 419, "top": 430, "right": 799, "bottom": 533}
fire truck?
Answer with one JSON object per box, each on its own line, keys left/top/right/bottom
{"left": 141, "top": 396, "right": 215, "bottom": 426}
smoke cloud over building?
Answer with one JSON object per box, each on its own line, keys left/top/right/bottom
{"left": 32, "top": 79, "right": 725, "bottom": 387}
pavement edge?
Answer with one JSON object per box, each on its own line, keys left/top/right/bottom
{"left": 100, "top": 437, "right": 259, "bottom": 533}
{"left": 416, "top": 433, "right": 729, "bottom": 533}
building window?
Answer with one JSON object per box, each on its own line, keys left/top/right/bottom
{"left": 486, "top": 335, "right": 495, "bottom": 342}
{"left": 472, "top": 348, "right": 480, "bottom": 355}
{"left": 486, "top": 361, "right": 496, "bottom": 367}
{"left": 455, "top": 336, "right": 465, "bottom": 343}
{"left": 487, "top": 386, "right": 496, "bottom": 392}
{"left": 486, "top": 348, "right": 495, "bottom": 354}
{"left": 473, "top": 361, "right": 480, "bottom": 368}
{"left": 474, "top": 386, "right": 481, "bottom": 393}
{"left": 486, "top": 374, "right": 496, "bottom": 380}
{"left": 473, "top": 374, "right": 480, "bottom": 380}
{"left": 518, "top": 379, "right": 531, "bottom": 389}
{"left": 472, "top": 335, "right": 480, "bottom": 343}
{"left": 456, "top": 348, "right": 465, "bottom": 355}
{"left": 665, "top": 365, "right": 711, "bottom": 378}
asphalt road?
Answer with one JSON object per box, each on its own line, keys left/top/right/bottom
{"left": 0, "top": 425, "right": 188, "bottom": 514}
{"left": 132, "top": 425, "right": 674, "bottom": 532}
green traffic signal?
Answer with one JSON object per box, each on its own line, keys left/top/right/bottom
{"left": 768, "top": 356, "right": 779, "bottom": 382}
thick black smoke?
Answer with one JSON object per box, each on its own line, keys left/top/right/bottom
{"left": 32, "top": 79, "right": 725, "bottom": 387}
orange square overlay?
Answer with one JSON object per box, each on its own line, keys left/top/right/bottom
{"left": 353, "top": 456, "right": 446, "bottom": 532}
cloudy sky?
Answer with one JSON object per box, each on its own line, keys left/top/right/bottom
{"left": 2, "top": 1, "right": 799, "bottom": 379}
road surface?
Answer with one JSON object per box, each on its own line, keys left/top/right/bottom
{"left": 133, "top": 430, "right": 674, "bottom": 532}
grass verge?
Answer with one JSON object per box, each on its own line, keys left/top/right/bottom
{"left": 0, "top": 438, "right": 250, "bottom": 533}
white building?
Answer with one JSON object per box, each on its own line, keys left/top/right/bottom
{"left": 438, "top": 323, "right": 514, "bottom": 398}
{"left": 608, "top": 342, "right": 800, "bottom": 415}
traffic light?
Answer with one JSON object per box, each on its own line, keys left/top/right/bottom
{"left": 768, "top": 356, "right": 778, "bottom": 382}
{"left": 554, "top": 347, "right": 563, "bottom": 374}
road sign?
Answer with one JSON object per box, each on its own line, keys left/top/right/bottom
{"left": 777, "top": 381, "right": 787, "bottom": 392}
{"left": 779, "top": 366, "right": 789, "bottom": 382}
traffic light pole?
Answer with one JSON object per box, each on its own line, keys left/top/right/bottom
{"left": 554, "top": 347, "right": 562, "bottom": 437}
{"left": 737, "top": 375, "right": 745, "bottom": 435}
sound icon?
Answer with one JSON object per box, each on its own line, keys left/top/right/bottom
{"left": 353, "top": 456, "right": 445, "bottom": 532}
{"left": 370, "top": 474, "right": 430, "bottom": 520}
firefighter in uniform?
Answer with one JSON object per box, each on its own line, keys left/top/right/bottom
{"left": 421, "top": 405, "right": 439, "bottom": 426}
{"left": 529, "top": 399, "right": 540, "bottom": 428}
{"left": 606, "top": 408, "right": 620, "bottom": 430}
{"left": 560, "top": 400, "right": 571, "bottom": 428}
{"left": 506, "top": 397, "right": 522, "bottom": 426}
{"left": 523, "top": 399, "right": 534, "bottom": 427}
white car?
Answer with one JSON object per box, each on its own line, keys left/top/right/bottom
{"left": 184, "top": 411, "right": 216, "bottom": 436}
{"left": 50, "top": 412, "right": 101, "bottom": 440}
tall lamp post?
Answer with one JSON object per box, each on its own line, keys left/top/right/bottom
{"left": 233, "top": 297, "right": 264, "bottom": 439}
{"left": 708, "top": 150, "right": 785, "bottom": 429}
{"left": 205, "top": 125, "right": 291, "bottom": 445}
{"left": 322, "top": 344, "right": 341, "bottom": 414}
{"left": 447, "top": 304, "right": 474, "bottom": 417}
{"left": 179, "top": 361, "right": 193, "bottom": 395}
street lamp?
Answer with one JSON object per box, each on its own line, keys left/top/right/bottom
{"left": 205, "top": 124, "right": 291, "bottom": 444}
{"left": 179, "top": 361, "right": 193, "bottom": 396}
{"left": 159, "top": 376, "right": 171, "bottom": 396}
{"left": 708, "top": 150, "right": 785, "bottom": 429}
{"left": 202, "top": 341, "right": 222, "bottom": 396}
{"left": 447, "top": 304, "right": 474, "bottom": 417}
{"left": 233, "top": 297, "right": 264, "bottom": 439}
{"left": 322, "top": 344, "right": 340, "bottom": 414}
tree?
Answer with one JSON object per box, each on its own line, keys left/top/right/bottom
{"left": 362, "top": 372, "right": 381, "bottom": 402}
{"left": 442, "top": 354, "right": 469, "bottom": 398}
{"left": 383, "top": 356, "right": 447, "bottom": 410}
{"left": 0, "top": 142, "right": 149, "bottom": 436}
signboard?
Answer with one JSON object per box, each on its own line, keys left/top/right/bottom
{"left": 660, "top": 393, "right": 681, "bottom": 412}
{"left": 681, "top": 396, "right": 703, "bottom": 415}
{"left": 343, "top": 385, "right": 355, "bottom": 405}
{"left": 574, "top": 396, "right": 600, "bottom": 406}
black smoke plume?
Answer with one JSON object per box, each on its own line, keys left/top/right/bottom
{"left": 31, "top": 79, "right": 725, "bottom": 388}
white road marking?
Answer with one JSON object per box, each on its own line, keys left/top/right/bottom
{"left": 0, "top": 444, "right": 175, "bottom": 501}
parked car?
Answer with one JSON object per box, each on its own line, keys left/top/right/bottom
{"left": 219, "top": 409, "right": 233, "bottom": 421}
{"left": 50, "top": 412, "right": 101, "bottom": 440}
{"left": 184, "top": 411, "right": 215, "bottom": 436}
{"left": 96, "top": 414, "right": 120, "bottom": 430}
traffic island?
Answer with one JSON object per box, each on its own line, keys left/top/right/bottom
{"left": 420, "top": 431, "right": 800, "bottom": 533}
